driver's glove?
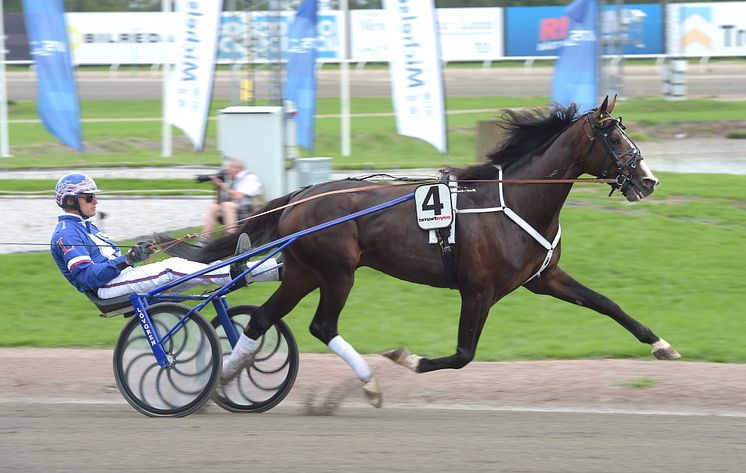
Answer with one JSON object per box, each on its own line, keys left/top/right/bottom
{"left": 124, "top": 240, "right": 155, "bottom": 266}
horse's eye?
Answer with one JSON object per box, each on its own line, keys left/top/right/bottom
{"left": 611, "top": 138, "right": 620, "bottom": 145}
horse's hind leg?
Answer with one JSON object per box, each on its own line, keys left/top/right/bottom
{"left": 221, "top": 264, "right": 317, "bottom": 385}
{"left": 524, "top": 266, "right": 680, "bottom": 359}
{"left": 384, "top": 291, "right": 493, "bottom": 373}
{"left": 244, "top": 269, "right": 318, "bottom": 340}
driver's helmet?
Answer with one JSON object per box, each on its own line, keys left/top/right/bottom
{"left": 54, "top": 173, "right": 100, "bottom": 208}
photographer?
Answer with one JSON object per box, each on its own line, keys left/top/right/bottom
{"left": 202, "top": 157, "right": 264, "bottom": 239}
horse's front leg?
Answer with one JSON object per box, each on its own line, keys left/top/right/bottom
{"left": 383, "top": 290, "right": 493, "bottom": 373}
{"left": 307, "top": 271, "right": 386, "bottom": 408}
{"left": 524, "top": 266, "right": 680, "bottom": 360}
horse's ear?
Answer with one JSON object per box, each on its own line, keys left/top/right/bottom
{"left": 592, "top": 96, "right": 609, "bottom": 121}
{"left": 598, "top": 96, "right": 609, "bottom": 114}
{"left": 607, "top": 94, "right": 617, "bottom": 115}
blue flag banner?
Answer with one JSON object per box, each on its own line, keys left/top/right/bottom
{"left": 551, "top": 0, "right": 598, "bottom": 114}
{"left": 284, "top": 0, "right": 318, "bottom": 151}
{"left": 23, "top": 0, "right": 83, "bottom": 152}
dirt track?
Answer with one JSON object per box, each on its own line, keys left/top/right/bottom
{"left": 3, "top": 349, "right": 746, "bottom": 413}
{"left": 2, "top": 349, "right": 746, "bottom": 472}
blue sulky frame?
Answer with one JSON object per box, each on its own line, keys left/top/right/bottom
{"left": 127, "top": 192, "right": 416, "bottom": 369}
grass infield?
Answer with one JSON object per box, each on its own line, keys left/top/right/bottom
{"left": 1, "top": 172, "right": 744, "bottom": 362}
{"left": 1, "top": 97, "right": 745, "bottom": 170}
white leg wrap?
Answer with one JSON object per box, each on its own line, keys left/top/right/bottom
{"left": 652, "top": 339, "right": 671, "bottom": 352}
{"left": 234, "top": 333, "right": 258, "bottom": 354}
{"left": 224, "top": 333, "right": 257, "bottom": 365}
{"left": 221, "top": 333, "right": 258, "bottom": 383}
{"left": 328, "top": 335, "right": 372, "bottom": 382}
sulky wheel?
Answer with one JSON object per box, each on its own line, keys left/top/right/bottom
{"left": 113, "top": 303, "right": 221, "bottom": 417}
{"left": 211, "top": 305, "right": 299, "bottom": 413}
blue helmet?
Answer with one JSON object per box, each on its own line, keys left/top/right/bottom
{"left": 55, "top": 173, "right": 100, "bottom": 208}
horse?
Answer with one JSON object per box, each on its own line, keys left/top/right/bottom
{"left": 163, "top": 96, "right": 680, "bottom": 407}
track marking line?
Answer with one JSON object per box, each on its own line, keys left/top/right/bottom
{"left": 2, "top": 398, "right": 745, "bottom": 418}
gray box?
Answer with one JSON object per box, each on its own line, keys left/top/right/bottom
{"left": 217, "top": 106, "right": 286, "bottom": 200}
{"left": 286, "top": 157, "right": 332, "bottom": 191}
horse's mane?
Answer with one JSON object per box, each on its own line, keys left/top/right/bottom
{"left": 452, "top": 103, "right": 580, "bottom": 180}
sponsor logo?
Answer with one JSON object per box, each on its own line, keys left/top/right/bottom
{"left": 681, "top": 6, "right": 713, "bottom": 51}
{"left": 418, "top": 215, "right": 452, "bottom": 223}
{"left": 136, "top": 308, "right": 157, "bottom": 346}
{"left": 537, "top": 15, "right": 568, "bottom": 52}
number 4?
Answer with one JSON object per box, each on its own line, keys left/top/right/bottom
{"left": 421, "top": 186, "right": 444, "bottom": 215}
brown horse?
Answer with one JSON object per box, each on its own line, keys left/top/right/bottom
{"left": 167, "top": 97, "right": 680, "bottom": 406}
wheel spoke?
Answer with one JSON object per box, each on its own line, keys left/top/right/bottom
{"left": 210, "top": 305, "right": 299, "bottom": 413}
{"left": 113, "top": 303, "right": 221, "bottom": 417}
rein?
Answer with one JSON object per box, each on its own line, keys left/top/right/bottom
{"left": 200, "top": 176, "right": 615, "bottom": 232}
{"left": 453, "top": 177, "right": 616, "bottom": 184}
{"left": 155, "top": 175, "right": 617, "bottom": 253}
{"left": 0, "top": 176, "right": 617, "bottom": 253}
{"left": 155, "top": 111, "right": 635, "bottom": 252}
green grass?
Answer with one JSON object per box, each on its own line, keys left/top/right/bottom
{"left": 2, "top": 97, "right": 746, "bottom": 170}
{"left": 2, "top": 173, "right": 744, "bottom": 362}
{"left": 618, "top": 378, "right": 661, "bottom": 389}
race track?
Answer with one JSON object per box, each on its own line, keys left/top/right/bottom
{"left": 2, "top": 350, "right": 745, "bottom": 472}
{"left": 3, "top": 60, "right": 745, "bottom": 473}
{"left": 6, "top": 62, "right": 746, "bottom": 100}
{"left": 3, "top": 403, "right": 745, "bottom": 473}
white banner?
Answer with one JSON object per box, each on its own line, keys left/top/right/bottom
{"left": 351, "top": 8, "right": 503, "bottom": 63}
{"left": 67, "top": 12, "right": 174, "bottom": 65}
{"left": 383, "top": 0, "right": 447, "bottom": 154}
{"left": 166, "top": 0, "right": 223, "bottom": 151}
{"left": 667, "top": 2, "right": 746, "bottom": 57}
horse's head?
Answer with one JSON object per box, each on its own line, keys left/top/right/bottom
{"left": 582, "top": 96, "right": 659, "bottom": 202}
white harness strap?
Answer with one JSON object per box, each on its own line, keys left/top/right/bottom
{"left": 455, "top": 165, "right": 561, "bottom": 283}
{"left": 447, "top": 174, "right": 458, "bottom": 244}
{"left": 428, "top": 172, "right": 457, "bottom": 245}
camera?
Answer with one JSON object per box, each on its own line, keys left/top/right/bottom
{"left": 195, "top": 170, "right": 226, "bottom": 183}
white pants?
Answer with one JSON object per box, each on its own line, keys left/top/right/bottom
{"left": 97, "top": 257, "right": 280, "bottom": 299}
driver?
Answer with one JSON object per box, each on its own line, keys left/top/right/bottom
{"left": 50, "top": 173, "right": 281, "bottom": 300}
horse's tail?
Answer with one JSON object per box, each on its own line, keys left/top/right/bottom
{"left": 195, "top": 192, "right": 295, "bottom": 263}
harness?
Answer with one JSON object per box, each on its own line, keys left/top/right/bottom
{"left": 585, "top": 115, "right": 644, "bottom": 197}
{"left": 432, "top": 165, "right": 561, "bottom": 285}
{"left": 430, "top": 172, "right": 458, "bottom": 288}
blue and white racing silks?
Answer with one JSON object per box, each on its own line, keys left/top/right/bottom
{"left": 50, "top": 214, "right": 128, "bottom": 292}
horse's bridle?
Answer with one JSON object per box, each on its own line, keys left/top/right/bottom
{"left": 584, "top": 113, "right": 644, "bottom": 196}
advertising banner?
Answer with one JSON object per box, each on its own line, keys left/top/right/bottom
{"left": 351, "top": 8, "right": 503, "bottom": 62}
{"left": 551, "top": 0, "right": 598, "bottom": 114}
{"left": 165, "top": 0, "right": 223, "bottom": 151}
{"left": 669, "top": 2, "right": 746, "bottom": 56}
{"left": 26, "top": 5, "right": 746, "bottom": 67}
{"left": 5, "top": 13, "right": 31, "bottom": 61}
{"left": 22, "top": 0, "right": 83, "bottom": 151}
{"left": 219, "top": 11, "right": 338, "bottom": 62}
{"left": 66, "top": 12, "right": 174, "bottom": 65}
{"left": 284, "top": 0, "right": 318, "bottom": 151}
{"left": 383, "top": 0, "right": 447, "bottom": 154}
{"left": 65, "top": 11, "right": 338, "bottom": 64}
{"left": 505, "top": 4, "right": 662, "bottom": 57}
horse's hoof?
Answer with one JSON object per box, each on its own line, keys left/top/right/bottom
{"left": 652, "top": 339, "right": 681, "bottom": 360}
{"left": 362, "top": 377, "right": 383, "bottom": 408}
{"left": 382, "top": 347, "right": 422, "bottom": 372}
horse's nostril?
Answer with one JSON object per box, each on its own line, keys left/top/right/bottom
{"left": 643, "top": 177, "right": 659, "bottom": 189}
